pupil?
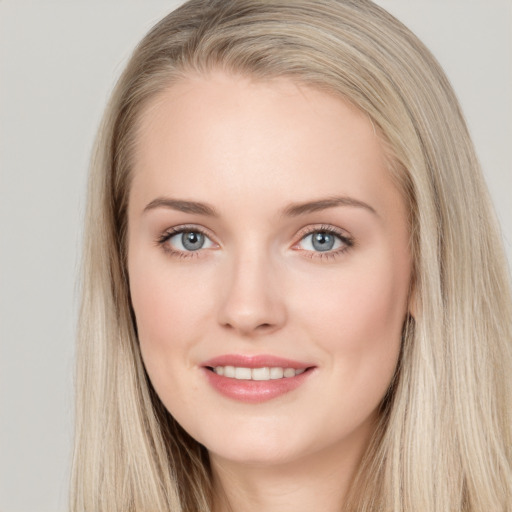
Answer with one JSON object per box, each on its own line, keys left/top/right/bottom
{"left": 312, "top": 232, "right": 334, "bottom": 252}
{"left": 182, "top": 232, "right": 204, "bottom": 251}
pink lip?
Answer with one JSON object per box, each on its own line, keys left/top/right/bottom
{"left": 202, "top": 353, "right": 312, "bottom": 369}
{"left": 201, "top": 354, "right": 315, "bottom": 403}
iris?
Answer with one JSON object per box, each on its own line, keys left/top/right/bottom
{"left": 311, "top": 232, "right": 336, "bottom": 251}
{"left": 182, "top": 231, "right": 205, "bottom": 251}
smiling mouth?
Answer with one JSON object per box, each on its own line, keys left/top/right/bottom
{"left": 207, "top": 366, "right": 310, "bottom": 381}
{"left": 203, "top": 358, "right": 315, "bottom": 402}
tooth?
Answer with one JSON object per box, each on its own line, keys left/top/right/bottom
{"left": 270, "top": 367, "right": 284, "bottom": 379}
{"left": 235, "top": 367, "right": 252, "bottom": 380}
{"left": 252, "top": 367, "right": 270, "bottom": 380}
{"left": 224, "top": 366, "right": 235, "bottom": 378}
{"left": 283, "top": 368, "right": 295, "bottom": 378}
{"left": 215, "top": 365, "right": 304, "bottom": 380}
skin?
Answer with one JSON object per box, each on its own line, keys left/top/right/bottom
{"left": 127, "top": 71, "right": 412, "bottom": 512}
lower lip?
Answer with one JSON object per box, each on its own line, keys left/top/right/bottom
{"left": 203, "top": 368, "right": 313, "bottom": 403}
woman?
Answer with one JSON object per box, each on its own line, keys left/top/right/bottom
{"left": 71, "top": 0, "right": 512, "bottom": 510}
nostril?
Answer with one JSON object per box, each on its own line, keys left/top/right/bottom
{"left": 254, "top": 322, "right": 277, "bottom": 333}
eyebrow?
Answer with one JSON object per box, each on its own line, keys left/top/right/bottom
{"left": 143, "top": 197, "right": 219, "bottom": 216}
{"left": 142, "top": 195, "right": 377, "bottom": 218}
{"left": 282, "top": 196, "right": 378, "bottom": 217}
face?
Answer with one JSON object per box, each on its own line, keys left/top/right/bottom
{"left": 127, "top": 71, "right": 412, "bottom": 468}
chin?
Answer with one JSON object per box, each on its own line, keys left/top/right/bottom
{"left": 208, "top": 440, "right": 302, "bottom": 467}
{"left": 183, "top": 417, "right": 289, "bottom": 463}
{"left": 196, "top": 420, "right": 325, "bottom": 467}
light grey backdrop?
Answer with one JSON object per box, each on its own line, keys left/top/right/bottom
{"left": 0, "top": 1, "right": 510, "bottom": 511}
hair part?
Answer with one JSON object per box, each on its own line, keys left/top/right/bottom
{"left": 72, "top": 1, "right": 512, "bottom": 510}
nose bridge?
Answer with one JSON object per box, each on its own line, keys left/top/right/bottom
{"left": 218, "top": 239, "right": 286, "bottom": 335}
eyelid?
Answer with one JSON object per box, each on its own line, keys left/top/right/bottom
{"left": 293, "top": 224, "right": 352, "bottom": 243}
{"left": 292, "top": 224, "right": 354, "bottom": 257}
{"left": 157, "top": 223, "right": 217, "bottom": 241}
{"left": 155, "top": 223, "right": 354, "bottom": 260}
{"left": 156, "top": 224, "right": 219, "bottom": 256}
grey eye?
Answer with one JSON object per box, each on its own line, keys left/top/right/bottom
{"left": 168, "top": 231, "right": 214, "bottom": 252}
{"left": 181, "top": 232, "right": 205, "bottom": 251}
{"left": 299, "top": 231, "right": 344, "bottom": 252}
{"left": 311, "top": 232, "right": 335, "bottom": 251}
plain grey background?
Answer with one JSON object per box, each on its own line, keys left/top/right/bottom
{"left": 0, "top": 1, "right": 510, "bottom": 511}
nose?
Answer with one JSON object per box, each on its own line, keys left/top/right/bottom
{"left": 217, "top": 250, "right": 287, "bottom": 337}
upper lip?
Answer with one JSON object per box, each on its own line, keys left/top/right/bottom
{"left": 202, "top": 354, "right": 313, "bottom": 369}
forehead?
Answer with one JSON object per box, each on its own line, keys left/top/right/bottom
{"left": 130, "top": 71, "right": 400, "bottom": 220}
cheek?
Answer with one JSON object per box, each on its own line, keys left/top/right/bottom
{"left": 129, "top": 246, "right": 212, "bottom": 333}
{"left": 306, "top": 266, "right": 406, "bottom": 341}
{"left": 298, "top": 252, "right": 409, "bottom": 394}
{"left": 128, "top": 263, "right": 213, "bottom": 420}
{"left": 128, "top": 254, "right": 212, "bottom": 381}
{"left": 131, "top": 272, "right": 179, "bottom": 347}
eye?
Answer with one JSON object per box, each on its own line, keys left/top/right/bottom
{"left": 301, "top": 231, "right": 340, "bottom": 252}
{"left": 295, "top": 227, "right": 353, "bottom": 255}
{"left": 160, "top": 228, "right": 216, "bottom": 253}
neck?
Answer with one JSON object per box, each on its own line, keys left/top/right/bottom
{"left": 210, "top": 421, "right": 375, "bottom": 512}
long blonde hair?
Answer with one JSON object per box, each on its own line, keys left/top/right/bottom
{"left": 72, "top": 1, "right": 512, "bottom": 510}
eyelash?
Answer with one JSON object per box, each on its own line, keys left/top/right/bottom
{"left": 155, "top": 224, "right": 354, "bottom": 261}
{"left": 156, "top": 224, "right": 213, "bottom": 259}
{"left": 295, "top": 224, "right": 354, "bottom": 261}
